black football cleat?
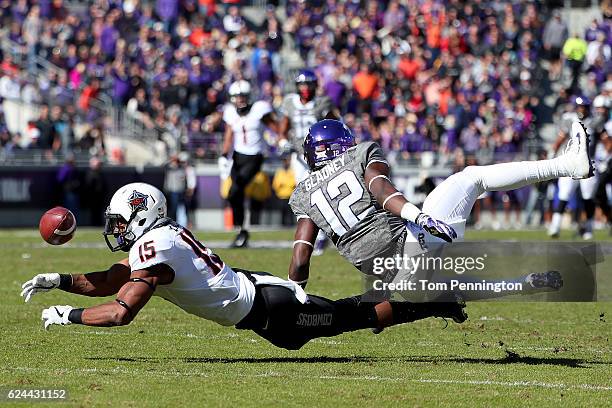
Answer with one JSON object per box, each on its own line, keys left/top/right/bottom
{"left": 433, "top": 300, "right": 468, "bottom": 323}
{"left": 525, "top": 270, "right": 563, "bottom": 291}
{"left": 231, "top": 229, "right": 250, "bottom": 248}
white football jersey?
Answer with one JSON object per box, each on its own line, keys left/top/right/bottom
{"left": 222, "top": 100, "right": 272, "bottom": 155}
{"left": 285, "top": 94, "right": 317, "bottom": 141}
{"left": 279, "top": 94, "right": 334, "bottom": 149}
{"left": 129, "top": 223, "right": 255, "bottom": 326}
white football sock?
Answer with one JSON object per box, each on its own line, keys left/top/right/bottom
{"left": 549, "top": 212, "right": 562, "bottom": 235}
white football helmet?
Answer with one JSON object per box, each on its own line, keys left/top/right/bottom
{"left": 229, "top": 80, "right": 251, "bottom": 114}
{"left": 103, "top": 182, "right": 167, "bottom": 252}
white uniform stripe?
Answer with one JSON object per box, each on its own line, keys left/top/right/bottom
{"left": 366, "top": 159, "right": 389, "bottom": 168}
{"left": 382, "top": 192, "right": 404, "bottom": 210}
{"left": 367, "top": 174, "right": 390, "bottom": 191}
{"left": 293, "top": 240, "right": 314, "bottom": 248}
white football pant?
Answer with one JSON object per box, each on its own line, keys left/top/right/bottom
{"left": 416, "top": 157, "right": 573, "bottom": 242}
{"left": 556, "top": 176, "right": 598, "bottom": 201}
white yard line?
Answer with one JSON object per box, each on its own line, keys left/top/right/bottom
{"left": 2, "top": 366, "right": 611, "bottom": 392}
{"left": 6, "top": 241, "right": 296, "bottom": 249}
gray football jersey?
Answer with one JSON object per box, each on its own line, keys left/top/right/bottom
{"left": 280, "top": 94, "right": 334, "bottom": 155}
{"left": 289, "top": 141, "right": 406, "bottom": 268}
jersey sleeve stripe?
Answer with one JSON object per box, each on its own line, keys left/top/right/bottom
{"left": 296, "top": 214, "right": 311, "bottom": 220}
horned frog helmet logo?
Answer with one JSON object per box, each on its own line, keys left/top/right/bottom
{"left": 128, "top": 190, "right": 149, "bottom": 212}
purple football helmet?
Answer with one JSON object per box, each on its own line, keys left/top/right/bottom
{"left": 574, "top": 96, "right": 591, "bottom": 106}
{"left": 303, "top": 119, "right": 355, "bottom": 170}
{"left": 574, "top": 96, "right": 591, "bottom": 119}
{"left": 295, "top": 69, "right": 318, "bottom": 101}
{"left": 295, "top": 69, "right": 317, "bottom": 85}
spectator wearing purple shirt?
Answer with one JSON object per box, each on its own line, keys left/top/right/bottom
{"left": 324, "top": 73, "right": 347, "bottom": 109}
{"left": 1, "top": 0, "right": 609, "bottom": 167}
{"left": 255, "top": 52, "right": 275, "bottom": 88}
{"left": 156, "top": 0, "right": 178, "bottom": 31}
{"left": 112, "top": 63, "right": 132, "bottom": 105}
{"left": 100, "top": 13, "right": 119, "bottom": 61}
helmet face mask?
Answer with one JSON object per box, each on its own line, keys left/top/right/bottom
{"left": 295, "top": 69, "right": 317, "bottom": 102}
{"left": 229, "top": 80, "right": 251, "bottom": 115}
{"left": 231, "top": 94, "right": 249, "bottom": 114}
{"left": 574, "top": 96, "right": 591, "bottom": 119}
{"left": 576, "top": 105, "right": 589, "bottom": 119}
{"left": 297, "top": 82, "right": 316, "bottom": 102}
{"left": 103, "top": 183, "right": 167, "bottom": 252}
{"left": 303, "top": 119, "right": 355, "bottom": 170}
{"left": 103, "top": 213, "right": 136, "bottom": 252}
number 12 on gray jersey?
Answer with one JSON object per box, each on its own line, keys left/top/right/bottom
{"left": 310, "top": 170, "right": 374, "bottom": 236}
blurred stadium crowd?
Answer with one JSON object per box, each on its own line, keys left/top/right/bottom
{"left": 0, "top": 0, "right": 610, "bottom": 230}
{"left": 0, "top": 0, "right": 609, "bottom": 163}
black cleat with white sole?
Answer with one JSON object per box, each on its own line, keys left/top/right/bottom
{"left": 525, "top": 270, "right": 563, "bottom": 291}
{"left": 231, "top": 229, "right": 250, "bottom": 248}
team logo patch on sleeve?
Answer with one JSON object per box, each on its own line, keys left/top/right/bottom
{"left": 128, "top": 190, "right": 149, "bottom": 212}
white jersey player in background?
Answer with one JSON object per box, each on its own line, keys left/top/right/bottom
{"left": 220, "top": 80, "right": 279, "bottom": 248}
{"left": 278, "top": 69, "right": 340, "bottom": 255}
{"left": 21, "top": 182, "right": 468, "bottom": 350}
{"left": 548, "top": 96, "right": 607, "bottom": 239}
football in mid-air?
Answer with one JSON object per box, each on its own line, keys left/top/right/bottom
{"left": 39, "top": 206, "right": 77, "bottom": 245}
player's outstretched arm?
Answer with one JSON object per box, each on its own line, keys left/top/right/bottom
{"left": 288, "top": 218, "right": 318, "bottom": 288}
{"left": 40, "top": 264, "right": 174, "bottom": 329}
{"left": 21, "top": 259, "right": 131, "bottom": 302}
{"left": 365, "top": 162, "right": 457, "bottom": 242}
{"left": 68, "top": 259, "right": 132, "bottom": 296}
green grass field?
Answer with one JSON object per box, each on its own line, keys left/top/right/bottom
{"left": 1, "top": 228, "right": 610, "bottom": 407}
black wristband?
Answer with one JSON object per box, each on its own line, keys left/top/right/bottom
{"left": 59, "top": 274, "right": 73, "bottom": 290}
{"left": 68, "top": 308, "right": 84, "bottom": 324}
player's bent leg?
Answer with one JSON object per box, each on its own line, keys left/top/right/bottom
{"left": 549, "top": 177, "right": 578, "bottom": 237}
{"left": 421, "top": 172, "right": 482, "bottom": 230}
{"left": 423, "top": 123, "right": 593, "bottom": 228}
{"left": 580, "top": 176, "right": 599, "bottom": 239}
{"left": 557, "top": 177, "right": 579, "bottom": 202}
{"left": 229, "top": 153, "right": 264, "bottom": 247}
{"left": 238, "top": 286, "right": 379, "bottom": 350}
{"left": 431, "top": 271, "right": 563, "bottom": 302}
{"left": 236, "top": 285, "right": 467, "bottom": 350}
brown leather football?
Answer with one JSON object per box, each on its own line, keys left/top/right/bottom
{"left": 39, "top": 207, "right": 77, "bottom": 245}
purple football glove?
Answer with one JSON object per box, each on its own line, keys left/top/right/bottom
{"left": 415, "top": 213, "right": 457, "bottom": 243}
